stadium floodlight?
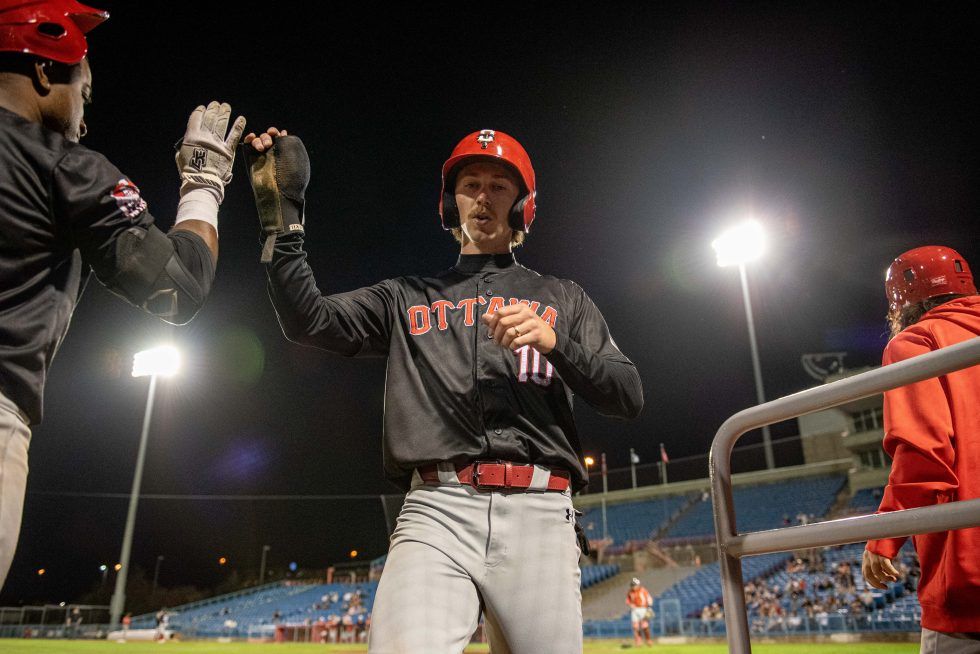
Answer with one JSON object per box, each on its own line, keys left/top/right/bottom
{"left": 132, "top": 345, "right": 180, "bottom": 378}
{"left": 110, "top": 346, "right": 182, "bottom": 629}
{"left": 711, "top": 219, "right": 766, "bottom": 268}
{"left": 711, "top": 221, "right": 774, "bottom": 469}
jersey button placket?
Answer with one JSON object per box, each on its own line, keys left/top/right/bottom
{"left": 476, "top": 278, "right": 494, "bottom": 449}
{"left": 483, "top": 277, "right": 498, "bottom": 440}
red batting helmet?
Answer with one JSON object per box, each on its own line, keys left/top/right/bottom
{"left": 885, "top": 245, "right": 976, "bottom": 313}
{"left": 439, "top": 129, "right": 537, "bottom": 233}
{"left": 0, "top": 0, "right": 108, "bottom": 65}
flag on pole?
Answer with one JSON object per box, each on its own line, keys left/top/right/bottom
{"left": 630, "top": 449, "right": 640, "bottom": 465}
{"left": 660, "top": 443, "right": 669, "bottom": 464}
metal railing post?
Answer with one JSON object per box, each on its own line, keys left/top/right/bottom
{"left": 709, "top": 337, "right": 980, "bottom": 653}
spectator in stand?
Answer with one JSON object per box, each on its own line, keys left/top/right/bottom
{"left": 326, "top": 614, "right": 341, "bottom": 643}
{"left": 834, "top": 561, "right": 855, "bottom": 593}
{"left": 859, "top": 588, "right": 875, "bottom": 612}
{"left": 700, "top": 604, "right": 713, "bottom": 633}
{"left": 626, "top": 577, "right": 654, "bottom": 647}
{"left": 340, "top": 614, "right": 354, "bottom": 643}
{"left": 356, "top": 612, "right": 368, "bottom": 642}
{"left": 863, "top": 246, "right": 980, "bottom": 651}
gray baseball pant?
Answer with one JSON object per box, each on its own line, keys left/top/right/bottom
{"left": 0, "top": 390, "right": 30, "bottom": 590}
{"left": 920, "top": 628, "right": 980, "bottom": 654}
{"left": 368, "top": 469, "right": 583, "bottom": 653}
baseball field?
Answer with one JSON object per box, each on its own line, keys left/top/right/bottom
{"left": 0, "top": 641, "right": 920, "bottom": 653}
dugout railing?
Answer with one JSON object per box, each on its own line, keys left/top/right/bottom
{"left": 710, "top": 336, "right": 980, "bottom": 654}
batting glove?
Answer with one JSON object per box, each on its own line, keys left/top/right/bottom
{"left": 175, "top": 101, "right": 246, "bottom": 204}
{"left": 242, "top": 135, "right": 310, "bottom": 263}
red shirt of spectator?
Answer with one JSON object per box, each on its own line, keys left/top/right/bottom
{"left": 866, "top": 296, "right": 980, "bottom": 633}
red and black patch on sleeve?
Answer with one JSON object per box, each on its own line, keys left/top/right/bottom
{"left": 110, "top": 178, "right": 148, "bottom": 219}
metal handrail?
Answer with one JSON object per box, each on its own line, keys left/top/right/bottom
{"left": 709, "top": 336, "right": 980, "bottom": 653}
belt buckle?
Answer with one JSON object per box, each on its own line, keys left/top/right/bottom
{"left": 472, "top": 460, "right": 506, "bottom": 490}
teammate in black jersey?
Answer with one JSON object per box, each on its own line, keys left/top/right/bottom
{"left": 0, "top": 0, "right": 245, "bottom": 588}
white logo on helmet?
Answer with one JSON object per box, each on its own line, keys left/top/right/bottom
{"left": 477, "top": 130, "right": 495, "bottom": 150}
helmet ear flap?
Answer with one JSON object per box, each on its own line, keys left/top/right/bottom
{"left": 441, "top": 191, "right": 460, "bottom": 229}
{"left": 509, "top": 195, "right": 529, "bottom": 232}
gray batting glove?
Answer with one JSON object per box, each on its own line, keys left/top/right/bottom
{"left": 175, "top": 101, "right": 246, "bottom": 204}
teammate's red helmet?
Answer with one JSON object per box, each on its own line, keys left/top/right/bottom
{"left": 0, "top": 0, "right": 108, "bottom": 65}
{"left": 439, "top": 129, "right": 537, "bottom": 233}
{"left": 885, "top": 245, "right": 976, "bottom": 313}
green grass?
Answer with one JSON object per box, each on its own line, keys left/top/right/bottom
{"left": 0, "top": 640, "right": 920, "bottom": 653}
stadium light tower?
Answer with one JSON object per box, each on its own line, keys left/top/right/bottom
{"left": 109, "top": 345, "right": 181, "bottom": 629}
{"left": 711, "top": 220, "right": 775, "bottom": 470}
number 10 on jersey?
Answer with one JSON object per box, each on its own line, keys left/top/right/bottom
{"left": 515, "top": 345, "right": 554, "bottom": 386}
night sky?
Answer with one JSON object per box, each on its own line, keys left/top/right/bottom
{"left": 3, "top": 1, "right": 977, "bottom": 604}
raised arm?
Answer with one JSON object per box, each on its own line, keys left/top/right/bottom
{"left": 242, "top": 129, "right": 394, "bottom": 356}
{"left": 58, "top": 101, "right": 245, "bottom": 324}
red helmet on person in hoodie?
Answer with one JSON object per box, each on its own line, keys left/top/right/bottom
{"left": 885, "top": 246, "right": 976, "bottom": 313}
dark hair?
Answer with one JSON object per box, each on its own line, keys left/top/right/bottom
{"left": 0, "top": 52, "right": 78, "bottom": 84}
{"left": 887, "top": 294, "right": 965, "bottom": 338}
{"left": 0, "top": 52, "right": 35, "bottom": 75}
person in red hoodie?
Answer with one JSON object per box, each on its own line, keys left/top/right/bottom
{"left": 862, "top": 245, "right": 980, "bottom": 651}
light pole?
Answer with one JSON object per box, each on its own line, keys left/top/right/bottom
{"left": 259, "top": 545, "right": 271, "bottom": 585}
{"left": 583, "top": 456, "right": 594, "bottom": 495}
{"left": 629, "top": 448, "right": 639, "bottom": 489}
{"left": 152, "top": 555, "right": 164, "bottom": 599}
{"left": 600, "top": 453, "right": 608, "bottom": 540}
{"left": 109, "top": 345, "right": 180, "bottom": 629}
{"left": 712, "top": 220, "right": 775, "bottom": 470}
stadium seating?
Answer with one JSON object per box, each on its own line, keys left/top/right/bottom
{"left": 739, "top": 542, "right": 920, "bottom": 630}
{"left": 577, "top": 493, "right": 691, "bottom": 543}
{"left": 846, "top": 486, "right": 884, "bottom": 514}
{"left": 134, "top": 582, "right": 377, "bottom": 638}
{"left": 135, "top": 563, "right": 620, "bottom": 637}
{"left": 582, "top": 552, "right": 790, "bottom": 636}
{"left": 580, "top": 564, "right": 620, "bottom": 589}
{"left": 659, "top": 552, "right": 791, "bottom": 617}
{"left": 662, "top": 475, "right": 846, "bottom": 539}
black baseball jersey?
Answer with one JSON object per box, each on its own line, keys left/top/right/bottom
{"left": 0, "top": 106, "right": 213, "bottom": 424}
{"left": 266, "top": 235, "right": 643, "bottom": 490}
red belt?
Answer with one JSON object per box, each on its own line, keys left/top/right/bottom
{"left": 418, "top": 461, "right": 571, "bottom": 493}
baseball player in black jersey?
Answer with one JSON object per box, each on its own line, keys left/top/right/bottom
{"left": 0, "top": 0, "right": 245, "bottom": 589}
{"left": 244, "top": 126, "right": 643, "bottom": 653}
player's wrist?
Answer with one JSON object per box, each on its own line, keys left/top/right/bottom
{"left": 175, "top": 188, "right": 220, "bottom": 233}
{"left": 542, "top": 329, "right": 566, "bottom": 357}
{"left": 539, "top": 328, "right": 557, "bottom": 354}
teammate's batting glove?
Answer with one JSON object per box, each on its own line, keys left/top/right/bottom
{"left": 174, "top": 101, "right": 247, "bottom": 204}
{"left": 241, "top": 135, "right": 310, "bottom": 263}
